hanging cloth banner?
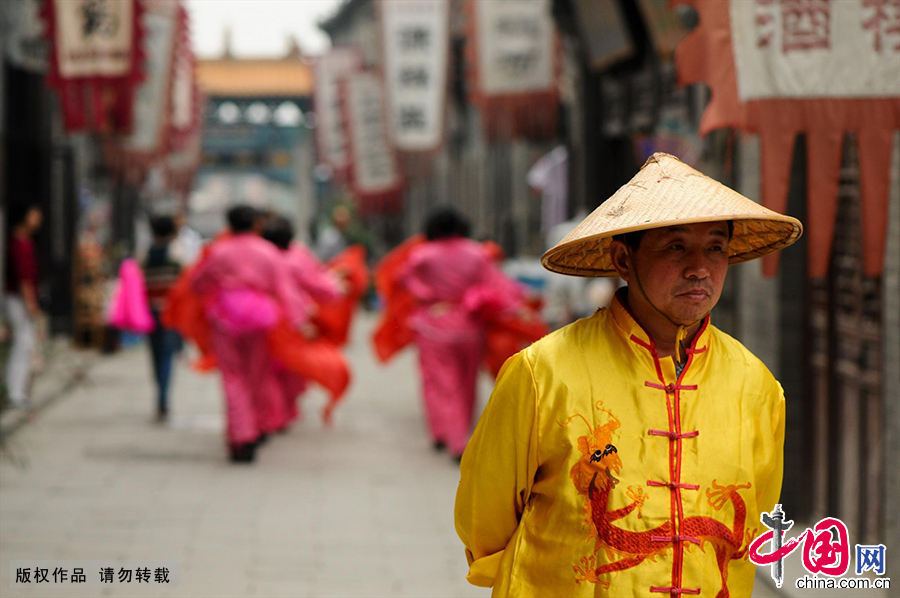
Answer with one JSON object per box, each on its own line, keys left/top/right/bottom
{"left": 117, "top": 0, "right": 180, "bottom": 168}
{"left": 2, "top": 0, "right": 49, "bottom": 72}
{"left": 378, "top": 0, "right": 450, "bottom": 152}
{"left": 314, "top": 47, "right": 363, "bottom": 178}
{"left": 339, "top": 71, "right": 404, "bottom": 215}
{"left": 41, "top": 0, "right": 145, "bottom": 132}
{"left": 674, "top": 0, "right": 900, "bottom": 278}
{"left": 167, "top": 2, "right": 196, "bottom": 152}
{"left": 466, "top": 0, "right": 559, "bottom": 140}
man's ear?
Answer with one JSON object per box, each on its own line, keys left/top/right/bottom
{"left": 609, "top": 239, "right": 630, "bottom": 282}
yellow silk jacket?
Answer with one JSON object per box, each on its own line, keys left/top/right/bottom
{"left": 456, "top": 291, "right": 785, "bottom": 597}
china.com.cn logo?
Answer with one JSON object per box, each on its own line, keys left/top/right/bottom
{"left": 749, "top": 504, "right": 887, "bottom": 588}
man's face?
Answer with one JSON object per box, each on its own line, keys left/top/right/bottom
{"left": 625, "top": 221, "right": 730, "bottom": 325}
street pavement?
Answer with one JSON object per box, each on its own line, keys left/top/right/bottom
{"left": 2, "top": 313, "right": 787, "bottom": 597}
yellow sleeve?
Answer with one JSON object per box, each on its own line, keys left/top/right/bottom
{"left": 755, "top": 379, "right": 786, "bottom": 514}
{"left": 454, "top": 350, "right": 540, "bottom": 587}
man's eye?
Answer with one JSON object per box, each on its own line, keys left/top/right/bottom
{"left": 668, "top": 244, "right": 684, "bottom": 251}
{"left": 709, "top": 245, "right": 724, "bottom": 252}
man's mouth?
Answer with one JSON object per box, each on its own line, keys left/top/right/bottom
{"left": 677, "top": 289, "right": 710, "bottom": 301}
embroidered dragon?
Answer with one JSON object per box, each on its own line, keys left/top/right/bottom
{"left": 561, "top": 403, "right": 756, "bottom": 598}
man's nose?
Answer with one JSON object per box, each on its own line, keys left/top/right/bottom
{"left": 683, "top": 248, "right": 710, "bottom": 279}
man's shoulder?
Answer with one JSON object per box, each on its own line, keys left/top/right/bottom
{"left": 523, "top": 308, "right": 608, "bottom": 364}
{"left": 706, "top": 325, "right": 779, "bottom": 388}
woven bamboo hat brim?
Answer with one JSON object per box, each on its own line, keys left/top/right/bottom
{"left": 541, "top": 153, "right": 803, "bottom": 277}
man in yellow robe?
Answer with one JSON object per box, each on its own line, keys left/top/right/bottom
{"left": 455, "top": 153, "right": 803, "bottom": 597}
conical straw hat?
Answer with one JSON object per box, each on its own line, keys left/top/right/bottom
{"left": 541, "top": 153, "right": 803, "bottom": 277}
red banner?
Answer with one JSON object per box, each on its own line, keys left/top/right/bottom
{"left": 41, "top": 0, "right": 146, "bottom": 132}
{"left": 674, "top": 0, "right": 900, "bottom": 278}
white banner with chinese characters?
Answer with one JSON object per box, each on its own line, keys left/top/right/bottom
{"left": 314, "top": 48, "right": 363, "bottom": 174}
{"left": 473, "top": 0, "right": 554, "bottom": 96}
{"left": 122, "top": 0, "right": 178, "bottom": 155}
{"left": 341, "top": 71, "right": 403, "bottom": 207}
{"left": 380, "top": 0, "right": 449, "bottom": 152}
{"left": 675, "top": 0, "right": 900, "bottom": 278}
{"left": 2, "top": 0, "right": 49, "bottom": 72}
{"left": 53, "top": 0, "right": 134, "bottom": 78}
{"left": 730, "top": 0, "right": 900, "bottom": 99}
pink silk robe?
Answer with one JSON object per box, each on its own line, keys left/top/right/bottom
{"left": 191, "top": 233, "right": 307, "bottom": 444}
{"left": 401, "top": 238, "right": 519, "bottom": 455}
{"left": 275, "top": 242, "right": 344, "bottom": 427}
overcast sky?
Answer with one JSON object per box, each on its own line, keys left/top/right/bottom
{"left": 185, "top": 0, "right": 343, "bottom": 59}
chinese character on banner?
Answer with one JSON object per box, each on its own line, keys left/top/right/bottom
{"left": 118, "top": 568, "right": 132, "bottom": 583}
{"left": 862, "top": 0, "right": 900, "bottom": 52}
{"left": 40, "top": 0, "right": 146, "bottom": 132}
{"left": 856, "top": 544, "right": 887, "bottom": 575}
{"left": 72, "top": 568, "right": 86, "bottom": 583}
{"left": 154, "top": 567, "right": 170, "bottom": 583}
{"left": 100, "top": 567, "right": 114, "bottom": 583}
{"left": 15, "top": 568, "right": 31, "bottom": 584}
{"left": 674, "top": 0, "right": 900, "bottom": 279}
{"left": 781, "top": 0, "right": 832, "bottom": 52}
{"left": 52, "top": 567, "right": 68, "bottom": 583}
{"left": 34, "top": 568, "right": 49, "bottom": 583}
{"left": 136, "top": 567, "right": 151, "bottom": 583}
{"left": 379, "top": 0, "right": 450, "bottom": 152}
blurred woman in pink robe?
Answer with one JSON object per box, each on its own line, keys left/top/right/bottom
{"left": 190, "top": 206, "right": 307, "bottom": 463}
{"left": 400, "top": 209, "right": 520, "bottom": 461}
{"left": 263, "top": 216, "right": 344, "bottom": 428}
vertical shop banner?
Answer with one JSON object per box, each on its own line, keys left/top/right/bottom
{"left": 379, "top": 0, "right": 449, "bottom": 152}
{"left": 2, "top": 0, "right": 49, "bottom": 72}
{"left": 675, "top": 0, "right": 900, "bottom": 278}
{"left": 120, "top": 0, "right": 179, "bottom": 162}
{"left": 314, "top": 48, "right": 363, "bottom": 177}
{"left": 467, "top": 0, "right": 559, "bottom": 139}
{"left": 41, "top": 0, "right": 145, "bottom": 132}
{"left": 168, "top": 4, "right": 197, "bottom": 151}
{"left": 340, "top": 71, "right": 404, "bottom": 214}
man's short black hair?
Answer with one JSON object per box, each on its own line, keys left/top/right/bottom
{"left": 425, "top": 207, "right": 470, "bottom": 241}
{"left": 227, "top": 205, "right": 259, "bottom": 233}
{"left": 262, "top": 216, "right": 294, "bottom": 251}
{"left": 613, "top": 220, "right": 734, "bottom": 252}
{"left": 150, "top": 215, "right": 176, "bottom": 239}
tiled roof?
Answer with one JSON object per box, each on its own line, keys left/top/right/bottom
{"left": 196, "top": 59, "right": 314, "bottom": 98}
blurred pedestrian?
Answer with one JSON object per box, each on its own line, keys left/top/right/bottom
{"left": 142, "top": 216, "right": 183, "bottom": 422}
{"left": 399, "top": 209, "right": 520, "bottom": 461}
{"left": 455, "top": 153, "right": 801, "bottom": 596}
{"left": 190, "top": 205, "right": 306, "bottom": 463}
{"left": 262, "top": 216, "right": 344, "bottom": 428}
{"left": 170, "top": 211, "right": 203, "bottom": 266}
{"left": 315, "top": 205, "right": 351, "bottom": 262}
{"left": 3, "top": 204, "right": 42, "bottom": 410}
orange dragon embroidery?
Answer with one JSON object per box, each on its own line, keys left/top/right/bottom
{"left": 561, "top": 402, "right": 757, "bottom": 598}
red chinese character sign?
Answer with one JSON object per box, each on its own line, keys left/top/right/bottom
{"left": 339, "top": 71, "right": 405, "bottom": 215}
{"left": 41, "top": 0, "right": 146, "bottom": 132}
{"left": 674, "top": 0, "right": 900, "bottom": 277}
{"left": 466, "top": 0, "right": 560, "bottom": 140}
{"left": 378, "top": 0, "right": 450, "bottom": 152}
